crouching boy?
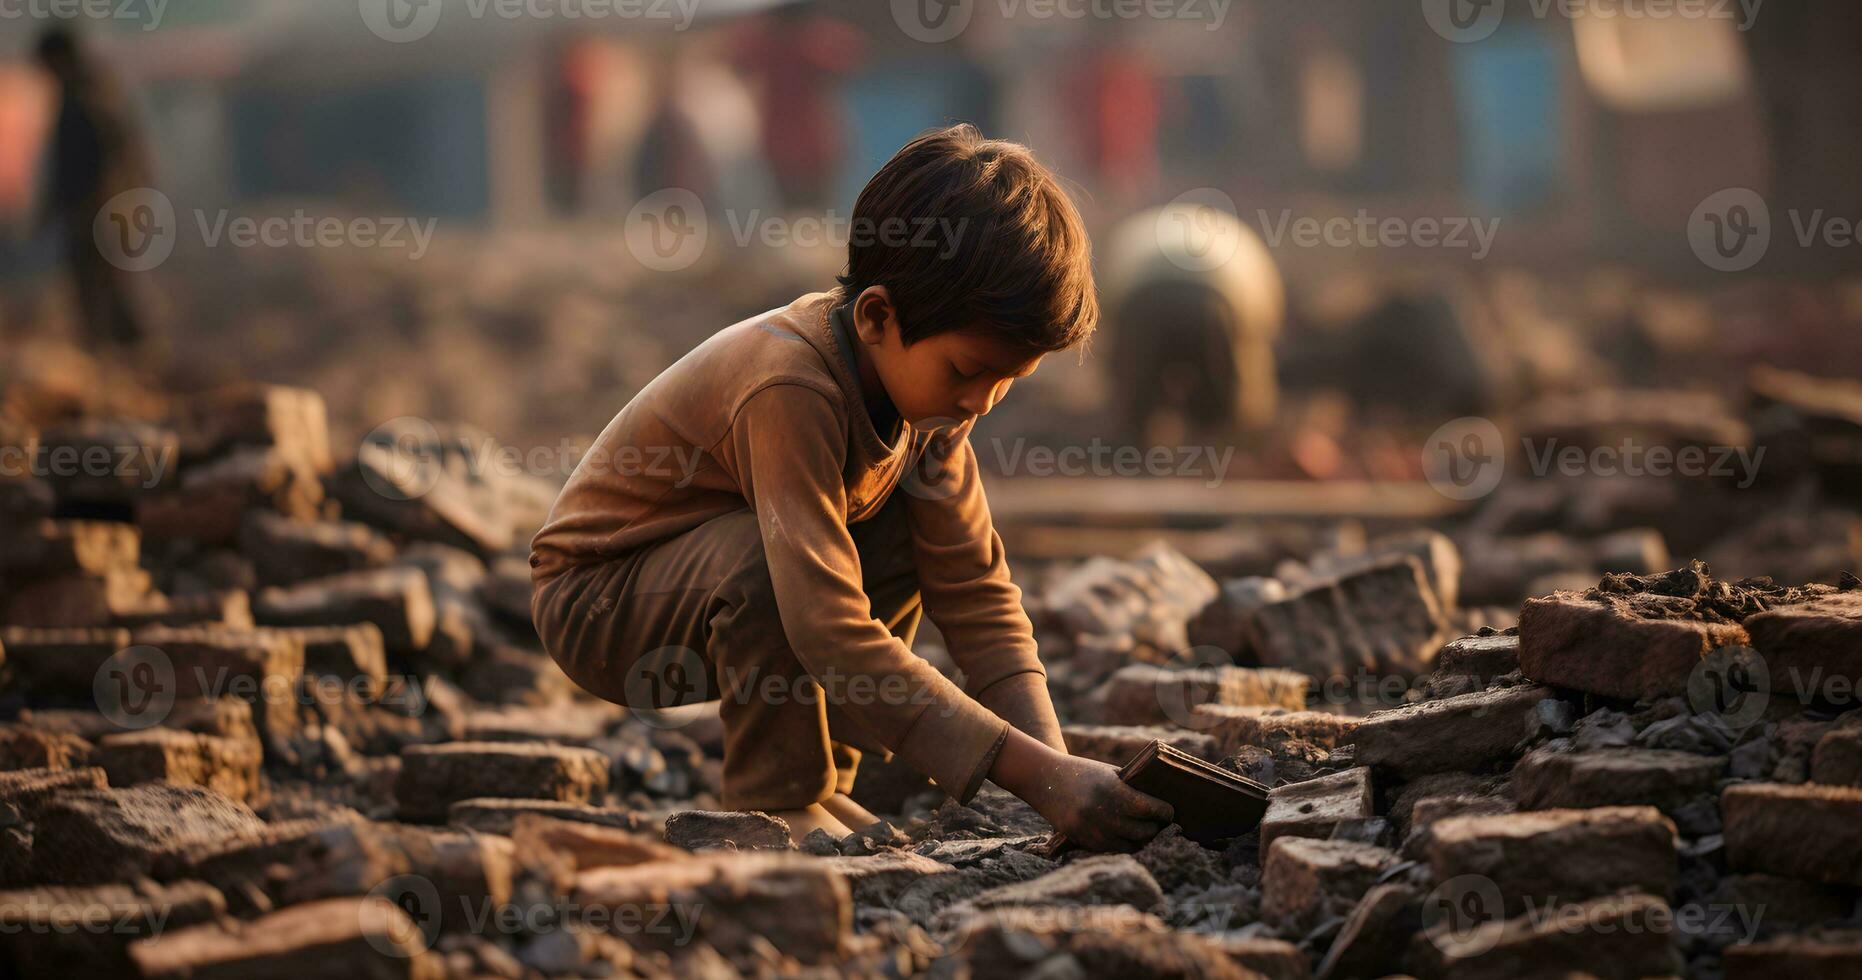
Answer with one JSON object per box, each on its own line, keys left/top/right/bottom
{"left": 531, "top": 124, "right": 1171, "bottom": 848}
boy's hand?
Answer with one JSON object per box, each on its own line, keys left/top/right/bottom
{"left": 990, "top": 728, "right": 1173, "bottom": 852}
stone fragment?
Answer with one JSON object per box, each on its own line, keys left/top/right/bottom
{"left": 29, "top": 783, "right": 266, "bottom": 885}
{"left": 0, "top": 879, "right": 225, "bottom": 977}
{"left": 941, "top": 854, "right": 1164, "bottom": 925}
{"left": 1062, "top": 724, "right": 1218, "bottom": 766}
{"left": 129, "top": 895, "right": 442, "bottom": 979}
{"left": 1207, "top": 935, "right": 1308, "bottom": 980}
{"left": 0, "top": 723, "right": 93, "bottom": 771}
{"left": 1746, "top": 593, "right": 1862, "bottom": 706}
{"left": 825, "top": 851, "right": 957, "bottom": 907}
{"left": 511, "top": 812, "right": 683, "bottom": 871}
{"left": 1724, "top": 931, "right": 1862, "bottom": 980}
{"left": 1435, "top": 633, "right": 1520, "bottom": 683}
{"left": 113, "top": 590, "right": 254, "bottom": 630}
{"left": 90, "top": 727, "right": 264, "bottom": 802}
{"left": 1351, "top": 685, "right": 1552, "bottom": 778}
{"left": 2, "top": 568, "right": 153, "bottom": 627}
{"left": 0, "top": 627, "right": 132, "bottom": 694}
{"left": 944, "top": 906, "right": 1254, "bottom": 980}
{"left": 662, "top": 809, "right": 792, "bottom": 851}
{"left": 0, "top": 519, "right": 138, "bottom": 575}
{"left": 572, "top": 852, "right": 848, "bottom": 963}
{"left": 1512, "top": 746, "right": 1725, "bottom": 813}
{"left": 1414, "top": 892, "right": 1681, "bottom": 980}
{"left": 1261, "top": 838, "right": 1399, "bottom": 931}
{"left": 1186, "top": 576, "right": 1288, "bottom": 661}
{"left": 1316, "top": 882, "right": 1419, "bottom": 980}
{"left": 239, "top": 512, "right": 395, "bottom": 586}
{"left": 1099, "top": 663, "right": 1308, "bottom": 727}
{"left": 1400, "top": 793, "right": 1515, "bottom": 860}
{"left": 1811, "top": 723, "right": 1862, "bottom": 786}
{"left": 1193, "top": 705, "right": 1361, "bottom": 756}
{"left": 447, "top": 797, "right": 646, "bottom": 836}
{"left": 136, "top": 448, "right": 323, "bottom": 545}
{"left": 1722, "top": 781, "right": 1862, "bottom": 886}
{"left": 1428, "top": 806, "right": 1677, "bottom": 916}
{"left": 172, "top": 383, "right": 334, "bottom": 475}
{"left": 254, "top": 568, "right": 435, "bottom": 658}
{"left": 1247, "top": 556, "right": 1449, "bottom": 681}
{"left": 1708, "top": 873, "right": 1852, "bottom": 925}
{"left": 395, "top": 742, "right": 609, "bottom": 822}
{"left": 1259, "top": 767, "right": 1373, "bottom": 858}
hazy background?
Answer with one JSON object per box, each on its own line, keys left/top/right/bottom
{"left": 3, "top": 0, "right": 1860, "bottom": 588}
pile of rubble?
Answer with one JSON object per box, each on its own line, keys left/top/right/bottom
{"left": 1, "top": 382, "right": 1859, "bottom": 979}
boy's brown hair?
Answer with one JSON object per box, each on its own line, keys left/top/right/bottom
{"left": 833, "top": 124, "right": 1097, "bottom": 354}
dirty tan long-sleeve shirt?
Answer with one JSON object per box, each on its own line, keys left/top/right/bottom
{"left": 530, "top": 291, "right": 1052, "bottom": 800}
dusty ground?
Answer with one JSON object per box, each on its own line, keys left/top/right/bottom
{"left": 0, "top": 353, "right": 1860, "bottom": 978}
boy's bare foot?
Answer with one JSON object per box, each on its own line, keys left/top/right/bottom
{"left": 771, "top": 804, "right": 853, "bottom": 845}
{"left": 821, "top": 793, "right": 881, "bottom": 830}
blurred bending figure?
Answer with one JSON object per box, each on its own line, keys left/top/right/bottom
{"left": 36, "top": 28, "right": 153, "bottom": 348}
{"left": 1101, "top": 203, "right": 1286, "bottom": 444}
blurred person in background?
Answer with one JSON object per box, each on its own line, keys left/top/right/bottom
{"left": 34, "top": 27, "right": 153, "bottom": 350}
{"left": 728, "top": 3, "right": 864, "bottom": 210}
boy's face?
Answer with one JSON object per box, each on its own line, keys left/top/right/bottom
{"left": 851, "top": 288, "right": 1044, "bottom": 429}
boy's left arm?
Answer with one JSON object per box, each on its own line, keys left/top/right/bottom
{"left": 901, "top": 422, "right": 1067, "bottom": 753}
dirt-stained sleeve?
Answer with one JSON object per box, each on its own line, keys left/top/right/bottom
{"left": 730, "top": 383, "right": 1010, "bottom": 801}
{"left": 899, "top": 421, "right": 1064, "bottom": 751}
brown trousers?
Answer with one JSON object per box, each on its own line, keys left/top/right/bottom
{"left": 532, "top": 497, "right": 923, "bottom": 811}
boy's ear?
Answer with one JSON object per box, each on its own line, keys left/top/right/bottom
{"left": 851, "top": 286, "right": 895, "bottom": 346}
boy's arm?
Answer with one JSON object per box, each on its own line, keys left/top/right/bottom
{"left": 900, "top": 422, "right": 1066, "bottom": 753}
{"left": 729, "top": 383, "right": 1011, "bottom": 802}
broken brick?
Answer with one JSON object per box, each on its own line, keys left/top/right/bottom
{"left": 944, "top": 906, "right": 1253, "bottom": 980}
{"left": 1261, "top": 837, "right": 1399, "bottom": 932}
{"left": 1512, "top": 746, "right": 1724, "bottom": 813}
{"left": 1518, "top": 590, "right": 1752, "bottom": 701}
{"left": 446, "top": 797, "right": 646, "bottom": 836}
{"left": 1247, "top": 556, "right": 1449, "bottom": 681}
{"left": 1259, "top": 766, "right": 1373, "bottom": 859}
{"left": 1428, "top": 806, "right": 1677, "bottom": 917}
{"left": 1722, "top": 781, "right": 1862, "bottom": 886}
{"left": 1062, "top": 724, "right": 1218, "bottom": 766}
{"left": 571, "top": 851, "right": 849, "bottom": 963}
{"left": 91, "top": 727, "right": 264, "bottom": 802}
{"left": 0, "top": 879, "right": 225, "bottom": 977}
{"left": 1724, "top": 931, "right": 1862, "bottom": 980}
{"left": 254, "top": 567, "right": 435, "bottom": 658}
{"left": 1193, "top": 705, "right": 1361, "bottom": 756}
{"left": 29, "top": 783, "right": 265, "bottom": 885}
{"left": 662, "top": 809, "right": 792, "bottom": 851}
{"left": 394, "top": 741, "right": 609, "bottom": 822}
{"left": 1434, "top": 633, "right": 1520, "bottom": 683}
{"left": 1098, "top": 663, "right": 1308, "bottom": 726}
{"left": 128, "top": 895, "right": 441, "bottom": 979}
{"left": 1351, "top": 685, "right": 1553, "bottom": 778}
{"left": 1414, "top": 892, "right": 1681, "bottom": 980}
{"left": 825, "top": 851, "right": 957, "bottom": 907}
